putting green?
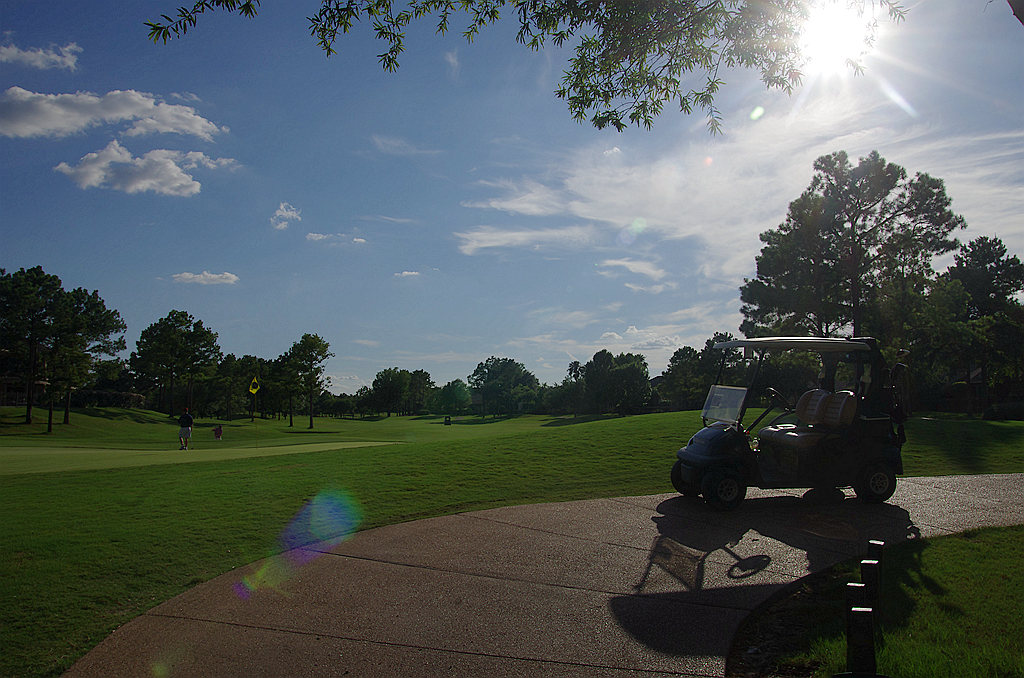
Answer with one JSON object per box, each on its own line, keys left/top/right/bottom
{"left": 0, "top": 441, "right": 397, "bottom": 475}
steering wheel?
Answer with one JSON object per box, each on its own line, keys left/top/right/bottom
{"left": 744, "top": 387, "right": 792, "bottom": 434}
{"left": 765, "top": 387, "right": 791, "bottom": 411}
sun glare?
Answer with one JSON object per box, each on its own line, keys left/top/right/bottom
{"left": 799, "top": 1, "right": 877, "bottom": 78}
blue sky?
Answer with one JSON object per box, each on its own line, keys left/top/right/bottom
{"left": 2, "top": 1, "right": 1022, "bottom": 393}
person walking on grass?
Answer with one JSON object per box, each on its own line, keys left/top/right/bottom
{"left": 178, "top": 408, "right": 194, "bottom": 450}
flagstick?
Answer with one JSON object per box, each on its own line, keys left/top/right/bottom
{"left": 249, "top": 376, "right": 261, "bottom": 449}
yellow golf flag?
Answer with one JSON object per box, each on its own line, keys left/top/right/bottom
{"left": 249, "top": 377, "right": 260, "bottom": 394}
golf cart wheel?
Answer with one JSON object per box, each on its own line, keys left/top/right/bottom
{"left": 855, "top": 462, "right": 897, "bottom": 503}
{"left": 701, "top": 469, "right": 746, "bottom": 511}
{"left": 671, "top": 460, "right": 699, "bottom": 497}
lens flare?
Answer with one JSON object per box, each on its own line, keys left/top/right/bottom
{"left": 234, "top": 489, "right": 362, "bottom": 599}
{"left": 617, "top": 218, "right": 648, "bottom": 246}
{"left": 280, "top": 489, "right": 363, "bottom": 559}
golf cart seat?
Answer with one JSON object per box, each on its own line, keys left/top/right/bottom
{"left": 758, "top": 390, "right": 857, "bottom": 450}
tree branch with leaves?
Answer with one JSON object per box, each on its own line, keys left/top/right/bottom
{"left": 147, "top": 1, "right": 912, "bottom": 132}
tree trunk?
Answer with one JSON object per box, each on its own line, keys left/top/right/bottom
{"left": 308, "top": 388, "right": 314, "bottom": 429}
{"left": 63, "top": 389, "right": 71, "bottom": 425}
{"left": 288, "top": 393, "right": 294, "bottom": 427}
{"left": 168, "top": 375, "right": 176, "bottom": 416}
{"left": 47, "top": 394, "right": 54, "bottom": 433}
{"left": 849, "top": 247, "right": 862, "bottom": 337}
{"left": 225, "top": 379, "right": 232, "bottom": 421}
{"left": 24, "top": 343, "right": 37, "bottom": 424}
{"left": 965, "top": 358, "right": 974, "bottom": 416}
{"left": 980, "top": 360, "right": 990, "bottom": 411}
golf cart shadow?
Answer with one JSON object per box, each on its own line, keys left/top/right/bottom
{"left": 608, "top": 491, "right": 919, "bottom": 656}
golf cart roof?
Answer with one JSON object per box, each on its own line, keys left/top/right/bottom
{"left": 714, "top": 336, "right": 873, "bottom": 353}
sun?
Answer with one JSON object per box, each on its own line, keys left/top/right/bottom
{"left": 799, "top": 1, "right": 879, "bottom": 78}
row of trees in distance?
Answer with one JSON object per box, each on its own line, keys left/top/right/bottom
{"left": 0, "top": 268, "right": 725, "bottom": 425}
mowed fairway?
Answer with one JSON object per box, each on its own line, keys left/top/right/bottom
{"left": 0, "top": 442, "right": 402, "bottom": 475}
{"left": 2, "top": 407, "right": 1023, "bottom": 677}
{"left": 0, "top": 407, "right": 578, "bottom": 474}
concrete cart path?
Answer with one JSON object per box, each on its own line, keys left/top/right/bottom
{"left": 66, "top": 474, "right": 1024, "bottom": 677}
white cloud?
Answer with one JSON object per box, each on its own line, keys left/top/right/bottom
{"left": 526, "top": 307, "right": 601, "bottom": 330}
{"left": 463, "top": 178, "right": 566, "bottom": 216}
{"left": 0, "top": 42, "right": 82, "bottom": 70}
{"left": 621, "top": 325, "right": 683, "bottom": 350}
{"left": 624, "top": 282, "right": 677, "bottom": 294}
{"left": 172, "top": 271, "right": 239, "bottom": 285}
{"left": 271, "top": 202, "right": 301, "bottom": 230}
{"left": 371, "top": 134, "right": 440, "bottom": 156}
{"left": 306, "top": 232, "right": 366, "bottom": 245}
{"left": 655, "top": 303, "right": 744, "bottom": 345}
{"left": 0, "top": 87, "right": 225, "bottom": 140}
{"left": 359, "top": 214, "right": 416, "bottom": 224}
{"left": 352, "top": 339, "right": 380, "bottom": 347}
{"left": 454, "top": 225, "right": 597, "bottom": 255}
{"left": 53, "top": 140, "right": 236, "bottom": 196}
{"left": 599, "top": 258, "right": 667, "bottom": 281}
{"left": 328, "top": 373, "right": 370, "bottom": 395}
{"left": 394, "top": 271, "right": 420, "bottom": 278}
{"left": 589, "top": 326, "right": 684, "bottom": 367}
{"left": 444, "top": 50, "right": 460, "bottom": 79}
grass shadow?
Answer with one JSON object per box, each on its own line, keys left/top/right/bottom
{"left": 279, "top": 428, "right": 349, "bottom": 435}
{"left": 904, "top": 416, "right": 1024, "bottom": 473}
{"left": 78, "top": 407, "right": 175, "bottom": 424}
{"left": 541, "top": 414, "right": 625, "bottom": 427}
{"left": 450, "top": 415, "right": 519, "bottom": 426}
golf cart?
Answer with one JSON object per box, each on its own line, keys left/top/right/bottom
{"left": 671, "top": 337, "right": 909, "bottom": 510}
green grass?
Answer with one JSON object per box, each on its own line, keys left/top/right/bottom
{"left": 1, "top": 407, "right": 1022, "bottom": 677}
{"left": 0, "top": 407, "right": 562, "bottom": 450}
{"left": 1, "top": 407, "right": 700, "bottom": 676}
{"left": 730, "top": 526, "right": 1024, "bottom": 678}
{"left": 901, "top": 413, "right": 1024, "bottom": 475}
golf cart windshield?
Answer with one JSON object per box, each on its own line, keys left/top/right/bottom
{"left": 702, "top": 385, "right": 748, "bottom": 426}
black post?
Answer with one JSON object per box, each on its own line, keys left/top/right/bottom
{"left": 860, "top": 559, "right": 880, "bottom": 602}
{"left": 846, "top": 607, "right": 877, "bottom": 674}
{"left": 846, "top": 581, "right": 868, "bottom": 608}
{"left": 833, "top": 541, "right": 889, "bottom": 678}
